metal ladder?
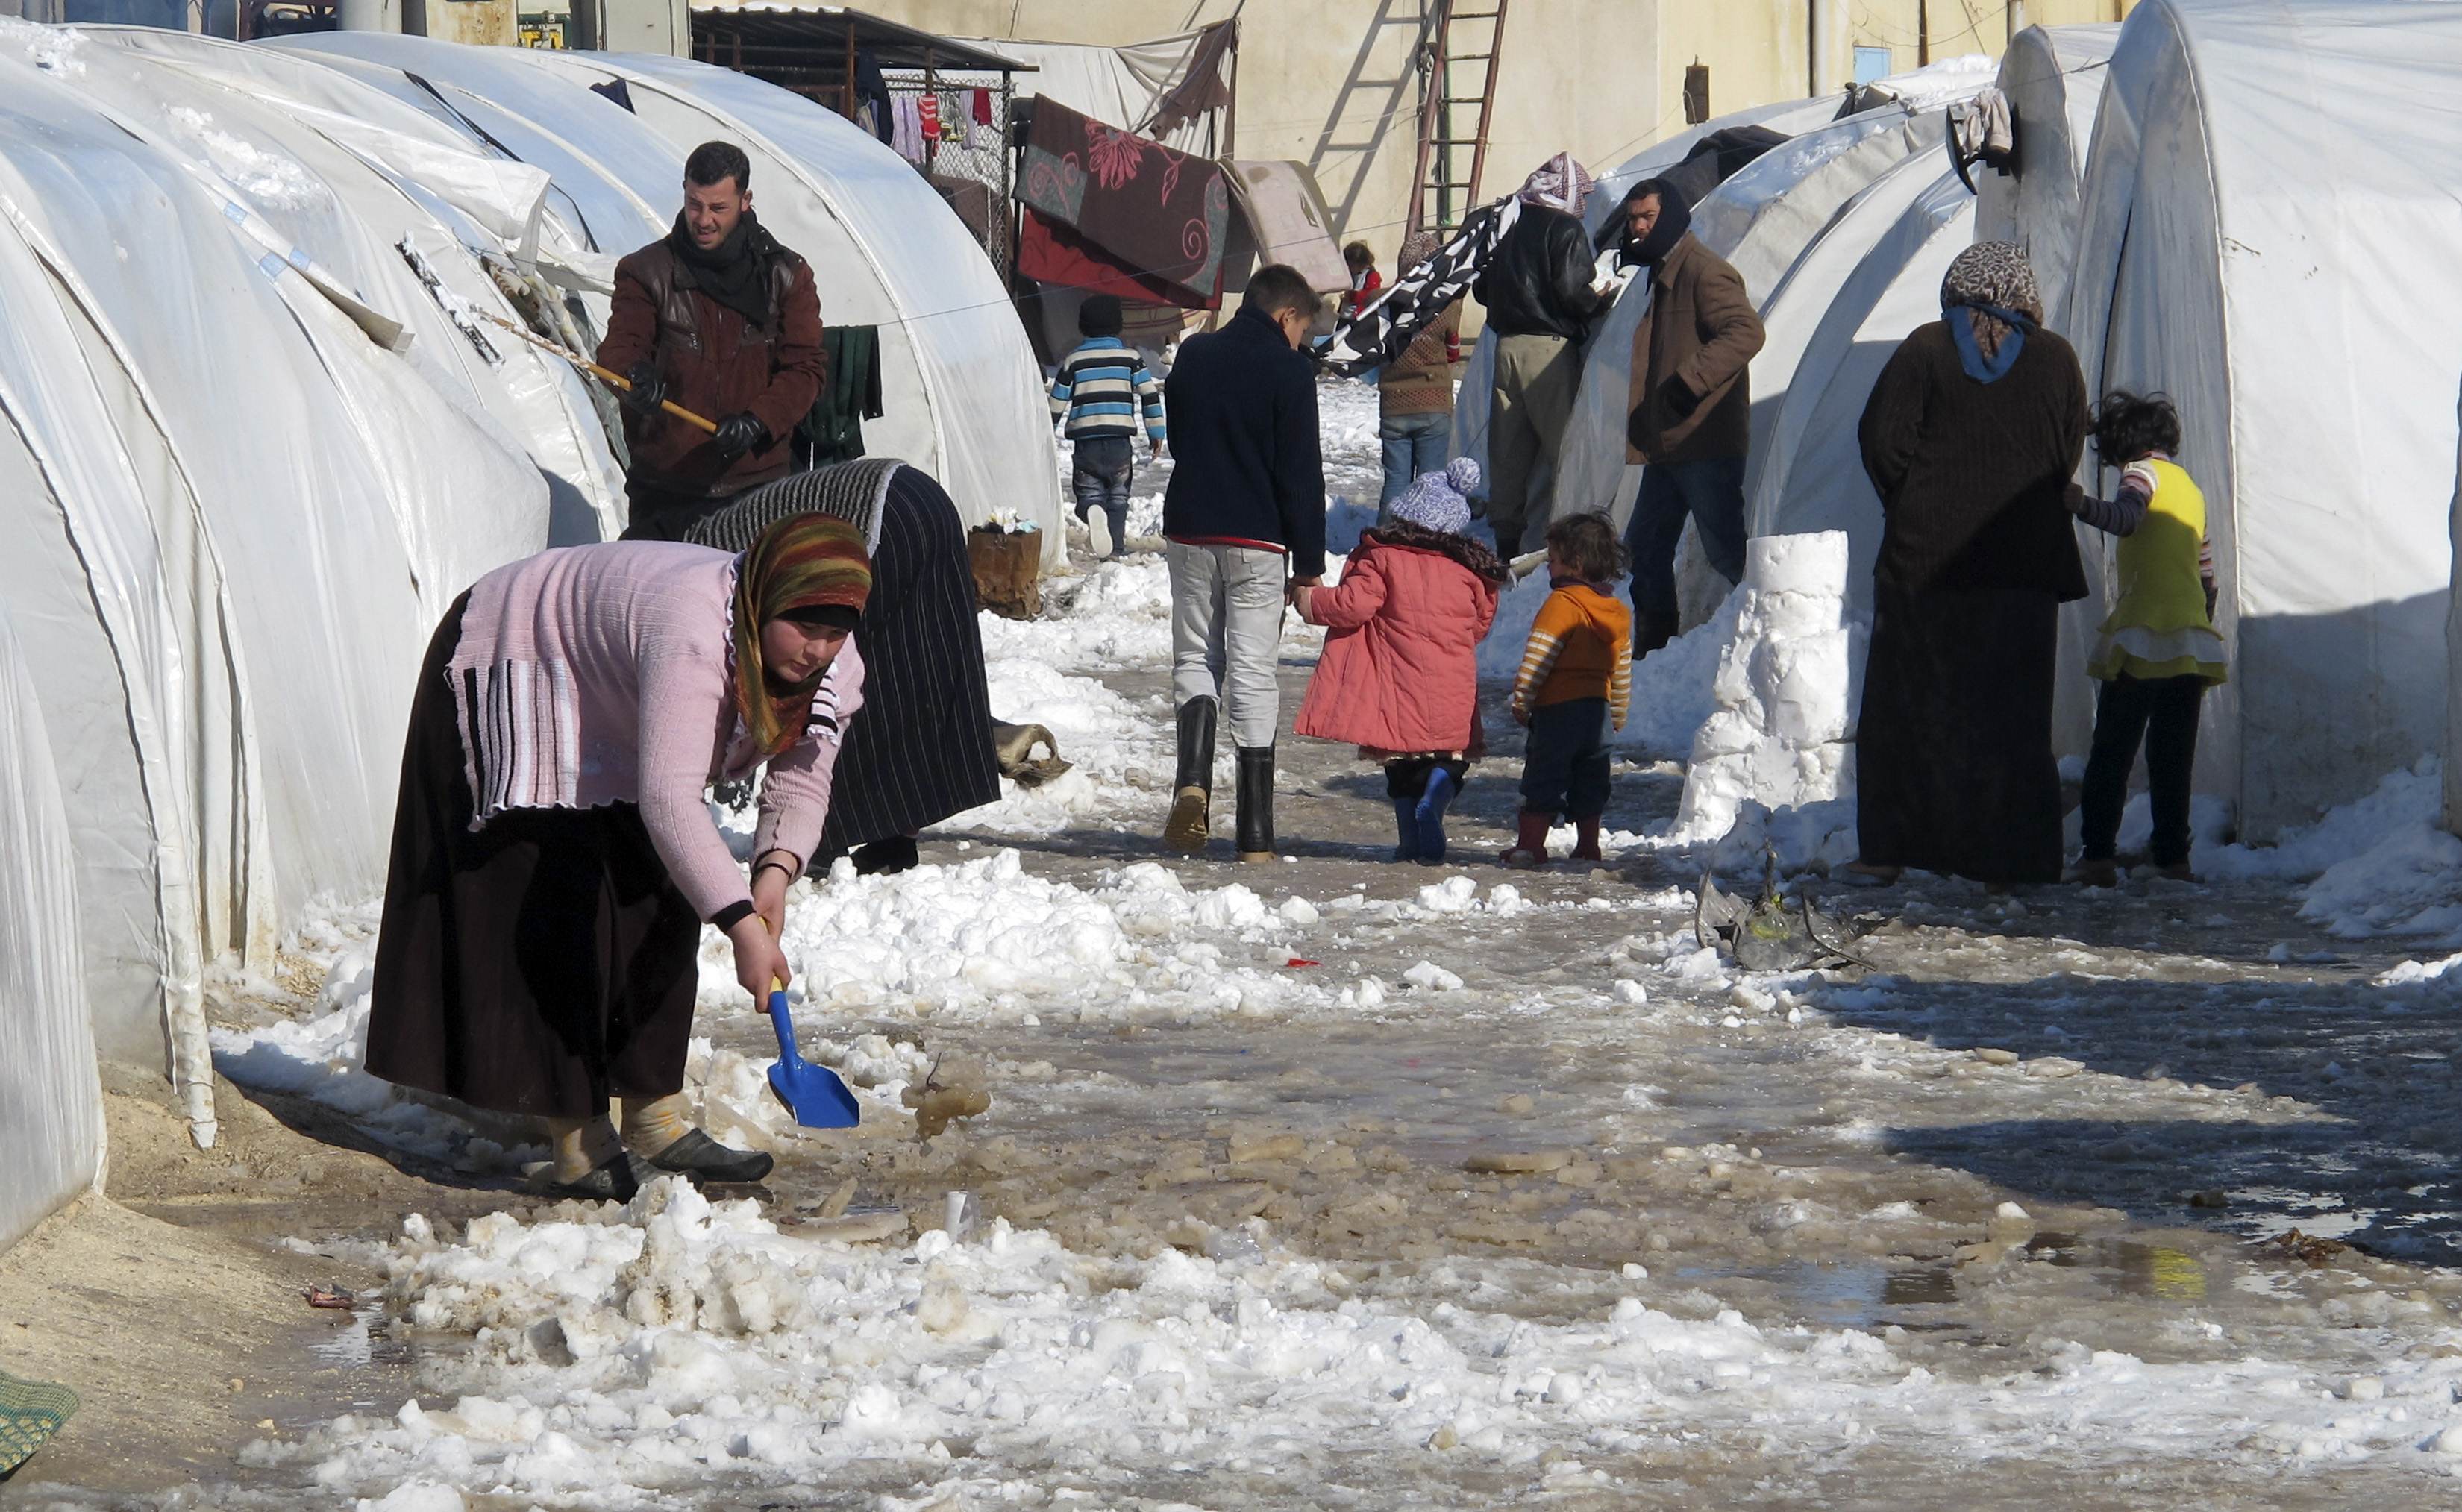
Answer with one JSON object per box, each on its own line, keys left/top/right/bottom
{"left": 1407, "top": 0, "right": 1510, "bottom": 233}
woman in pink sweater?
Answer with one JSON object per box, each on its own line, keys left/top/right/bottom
{"left": 365, "top": 514, "right": 870, "bottom": 1200}
{"left": 1293, "top": 459, "right": 1506, "bottom": 862}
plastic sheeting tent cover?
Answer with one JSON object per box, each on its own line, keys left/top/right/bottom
{"left": 281, "top": 35, "right": 1065, "bottom": 566}
{"left": 0, "top": 601, "right": 103, "bottom": 1252}
{"left": 2064, "top": 0, "right": 2462, "bottom": 842}
{"left": 1973, "top": 24, "right": 2119, "bottom": 324}
{"left": 0, "top": 19, "right": 548, "bottom": 1132}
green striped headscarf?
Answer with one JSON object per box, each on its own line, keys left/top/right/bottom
{"left": 733, "top": 512, "right": 873, "bottom": 758}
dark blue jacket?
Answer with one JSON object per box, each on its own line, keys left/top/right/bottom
{"left": 1161, "top": 305, "right": 1326, "bottom": 578}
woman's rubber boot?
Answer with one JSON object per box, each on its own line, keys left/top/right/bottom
{"left": 1572, "top": 815, "right": 1604, "bottom": 862}
{"left": 1165, "top": 697, "right": 1218, "bottom": 855}
{"left": 1502, "top": 809, "right": 1553, "bottom": 868}
{"left": 644, "top": 1129, "right": 776, "bottom": 1185}
{"left": 1391, "top": 798, "right": 1422, "bottom": 862}
{"left": 1414, "top": 766, "right": 1459, "bottom": 863}
{"left": 1235, "top": 745, "right": 1277, "bottom": 864}
{"left": 1634, "top": 610, "right": 1680, "bottom": 659}
{"left": 545, "top": 1115, "right": 639, "bottom": 1202}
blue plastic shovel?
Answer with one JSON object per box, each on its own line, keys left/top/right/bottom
{"left": 765, "top": 978, "right": 861, "bottom": 1128}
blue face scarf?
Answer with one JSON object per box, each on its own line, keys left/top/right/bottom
{"left": 1946, "top": 302, "right": 2036, "bottom": 383}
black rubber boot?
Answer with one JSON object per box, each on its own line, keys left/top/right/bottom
{"left": 1165, "top": 697, "right": 1218, "bottom": 855}
{"left": 1634, "top": 609, "right": 1681, "bottom": 659}
{"left": 1235, "top": 745, "right": 1276, "bottom": 863}
{"left": 644, "top": 1129, "right": 776, "bottom": 1185}
{"left": 546, "top": 1152, "right": 642, "bottom": 1203}
{"left": 852, "top": 836, "right": 920, "bottom": 875}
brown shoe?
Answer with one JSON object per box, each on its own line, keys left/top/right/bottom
{"left": 2067, "top": 858, "right": 2120, "bottom": 888}
{"left": 1841, "top": 860, "right": 1901, "bottom": 886}
{"left": 2153, "top": 862, "right": 2199, "bottom": 883}
{"left": 1571, "top": 815, "right": 1604, "bottom": 862}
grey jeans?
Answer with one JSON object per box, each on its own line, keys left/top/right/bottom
{"left": 1168, "top": 541, "right": 1287, "bottom": 748}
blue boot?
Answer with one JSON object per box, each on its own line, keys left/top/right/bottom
{"left": 1391, "top": 797, "right": 1421, "bottom": 862}
{"left": 1414, "top": 767, "right": 1459, "bottom": 863}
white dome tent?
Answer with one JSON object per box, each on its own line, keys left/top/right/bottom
{"left": 1741, "top": 151, "right": 1975, "bottom": 595}
{"left": 284, "top": 34, "right": 1065, "bottom": 564}
{"left": 2064, "top": 0, "right": 2462, "bottom": 843}
{"left": 0, "top": 19, "right": 551, "bottom": 1141}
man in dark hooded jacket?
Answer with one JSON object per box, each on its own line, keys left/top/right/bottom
{"left": 1614, "top": 178, "right": 1764, "bottom": 656}
{"left": 598, "top": 141, "right": 827, "bottom": 541}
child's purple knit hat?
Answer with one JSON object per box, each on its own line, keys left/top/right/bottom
{"left": 1388, "top": 458, "right": 1482, "bottom": 536}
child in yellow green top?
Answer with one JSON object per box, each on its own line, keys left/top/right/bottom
{"left": 1504, "top": 514, "right": 1633, "bottom": 866}
{"left": 2062, "top": 391, "right": 2228, "bottom": 885}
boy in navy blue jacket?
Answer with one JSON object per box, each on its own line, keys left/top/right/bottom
{"left": 1157, "top": 264, "right": 1326, "bottom": 864}
{"left": 1048, "top": 295, "right": 1165, "bottom": 557}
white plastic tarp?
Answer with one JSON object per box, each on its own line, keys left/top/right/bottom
{"left": 1973, "top": 24, "right": 2119, "bottom": 322}
{"left": 959, "top": 31, "right": 1222, "bottom": 153}
{"left": 2065, "top": 0, "right": 2462, "bottom": 841}
{"left": 0, "top": 602, "right": 102, "bottom": 1252}
{"left": 0, "top": 22, "right": 546, "bottom": 1126}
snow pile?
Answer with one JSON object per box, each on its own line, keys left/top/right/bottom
{"left": 244, "top": 1181, "right": 2462, "bottom": 1505}
{"left": 979, "top": 553, "right": 1172, "bottom": 674}
{"left": 0, "top": 16, "right": 84, "bottom": 76}
{"left": 1478, "top": 563, "right": 1737, "bottom": 759}
{"left": 708, "top": 850, "right": 1332, "bottom": 1028}
{"left": 1670, "top": 533, "right": 1863, "bottom": 871}
{"left": 942, "top": 650, "right": 1164, "bottom": 839}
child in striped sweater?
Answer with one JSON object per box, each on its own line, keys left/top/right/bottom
{"left": 1048, "top": 295, "right": 1167, "bottom": 558}
{"left": 1506, "top": 514, "right": 1632, "bottom": 866}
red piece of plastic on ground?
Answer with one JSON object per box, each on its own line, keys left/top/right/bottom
{"left": 1285, "top": 958, "right": 1322, "bottom": 968}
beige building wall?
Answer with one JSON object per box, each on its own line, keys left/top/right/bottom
{"left": 844, "top": 1, "right": 2133, "bottom": 264}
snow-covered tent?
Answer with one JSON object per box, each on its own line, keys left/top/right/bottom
{"left": 0, "top": 19, "right": 549, "bottom": 1139}
{"left": 0, "top": 603, "right": 103, "bottom": 1251}
{"left": 281, "top": 34, "right": 1065, "bottom": 565}
{"left": 2064, "top": 0, "right": 2462, "bottom": 842}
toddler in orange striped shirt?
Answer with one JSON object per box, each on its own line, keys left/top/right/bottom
{"left": 1504, "top": 514, "right": 1632, "bottom": 866}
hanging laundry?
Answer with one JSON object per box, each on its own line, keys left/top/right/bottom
{"left": 939, "top": 95, "right": 965, "bottom": 142}
{"left": 918, "top": 92, "right": 941, "bottom": 145}
{"left": 971, "top": 87, "right": 993, "bottom": 127}
{"left": 798, "top": 324, "right": 885, "bottom": 465}
{"left": 892, "top": 95, "right": 927, "bottom": 163}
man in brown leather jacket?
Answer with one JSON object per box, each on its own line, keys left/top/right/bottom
{"left": 596, "top": 141, "right": 826, "bottom": 541}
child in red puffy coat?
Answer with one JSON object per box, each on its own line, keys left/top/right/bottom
{"left": 1292, "top": 459, "right": 1507, "bottom": 862}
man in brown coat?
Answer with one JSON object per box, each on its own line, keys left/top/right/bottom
{"left": 1615, "top": 178, "right": 1765, "bottom": 655}
{"left": 597, "top": 141, "right": 826, "bottom": 541}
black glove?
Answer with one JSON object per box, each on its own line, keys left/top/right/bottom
{"left": 712, "top": 412, "right": 768, "bottom": 460}
{"left": 1658, "top": 374, "right": 1702, "bottom": 420}
{"left": 619, "top": 361, "right": 667, "bottom": 416}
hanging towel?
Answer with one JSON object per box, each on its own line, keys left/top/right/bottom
{"left": 892, "top": 96, "right": 927, "bottom": 163}
{"left": 799, "top": 324, "right": 885, "bottom": 465}
{"left": 971, "top": 87, "right": 994, "bottom": 126}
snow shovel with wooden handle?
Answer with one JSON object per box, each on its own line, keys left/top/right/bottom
{"left": 766, "top": 978, "right": 861, "bottom": 1129}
